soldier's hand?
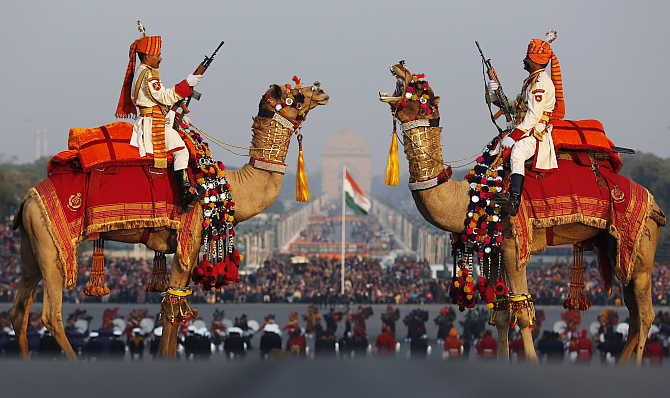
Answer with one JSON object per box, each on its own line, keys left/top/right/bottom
{"left": 187, "top": 74, "right": 203, "bottom": 87}
{"left": 486, "top": 80, "right": 500, "bottom": 93}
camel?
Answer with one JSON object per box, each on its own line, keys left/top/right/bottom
{"left": 10, "top": 81, "right": 329, "bottom": 359}
{"left": 379, "top": 61, "right": 666, "bottom": 364}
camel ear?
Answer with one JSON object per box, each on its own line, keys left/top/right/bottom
{"left": 433, "top": 96, "right": 440, "bottom": 105}
{"left": 268, "top": 84, "right": 282, "bottom": 100}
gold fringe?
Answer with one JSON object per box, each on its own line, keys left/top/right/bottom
{"left": 176, "top": 208, "right": 203, "bottom": 272}
{"left": 85, "top": 218, "right": 181, "bottom": 236}
{"left": 385, "top": 131, "right": 400, "bottom": 186}
{"left": 296, "top": 149, "right": 310, "bottom": 202}
{"left": 514, "top": 192, "right": 654, "bottom": 286}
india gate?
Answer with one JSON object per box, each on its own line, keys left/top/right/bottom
{"left": 321, "top": 129, "right": 371, "bottom": 201}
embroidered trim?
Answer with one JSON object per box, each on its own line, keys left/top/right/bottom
{"left": 401, "top": 119, "right": 431, "bottom": 131}
{"left": 272, "top": 112, "right": 295, "bottom": 130}
{"left": 249, "top": 157, "right": 288, "bottom": 174}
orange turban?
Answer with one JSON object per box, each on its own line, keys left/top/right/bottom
{"left": 526, "top": 38, "right": 565, "bottom": 119}
{"left": 115, "top": 36, "right": 162, "bottom": 118}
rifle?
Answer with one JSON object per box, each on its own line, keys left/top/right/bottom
{"left": 475, "top": 41, "right": 515, "bottom": 132}
{"left": 172, "top": 40, "right": 224, "bottom": 128}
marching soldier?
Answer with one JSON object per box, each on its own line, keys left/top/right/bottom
{"left": 115, "top": 23, "right": 203, "bottom": 207}
{"left": 488, "top": 31, "right": 565, "bottom": 215}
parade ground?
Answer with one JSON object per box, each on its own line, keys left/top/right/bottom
{"left": 0, "top": 355, "right": 667, "bottom": 398}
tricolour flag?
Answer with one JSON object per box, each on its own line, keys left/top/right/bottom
{"left": 344, "top": 170, "right": 371, "bottom": 215}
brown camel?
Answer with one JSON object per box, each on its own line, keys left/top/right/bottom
{"left": 10, "top": 81, "right": 329, "bottom": 359}
{"left": 379, "top": 62, "right": 665, "bottom": 364}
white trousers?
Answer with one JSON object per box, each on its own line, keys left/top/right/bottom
{"left": 510, "top": 136, "right": 537, "bottom": 175}
{"left": 130, "top": 110, "right": 190, "bottom": 171}
{"left": 173, "top": 147, "right": 189, "bottom": 171}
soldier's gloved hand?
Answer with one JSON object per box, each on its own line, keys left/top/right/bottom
{"left": 486, "top": 80, "right": 500, "bottom": 93}
{"left": 187, "top": 74, "right": 203, "bottom": 87}
{"left": 181, "top": 115, "right": 192, "bottom": 127}
{"left": 501, "top": 135, "right": 515, "bottom": 149}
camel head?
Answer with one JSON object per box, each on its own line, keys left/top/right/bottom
{"left": 259, "top": 78, "right": 329, "bottom": 126}
{"left": 379, "top": 60, "right": 440, "bottom": 123}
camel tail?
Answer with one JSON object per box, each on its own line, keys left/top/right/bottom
{"left": 12, "top": 200, "right": 25, "bottom": 230}
{"left": 649, "top": 199, "right": 666, "bottom": 228}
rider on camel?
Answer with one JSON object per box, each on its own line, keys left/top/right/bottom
{"left": 488, "top": 31, "right": 565, "bottom": 215}
{"left": 115, "top": 27, "right": 203, "bottom": 207}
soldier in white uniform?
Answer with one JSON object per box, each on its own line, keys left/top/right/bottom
{"left": 488, "top": 32, "right": 565, "bottom": 215}
{"left": 116, "top": 33, "right": 202, "bottom": 207}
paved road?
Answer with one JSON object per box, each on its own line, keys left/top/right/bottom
{"left": 0, "top": 357, "right": 667, "bottom": 398}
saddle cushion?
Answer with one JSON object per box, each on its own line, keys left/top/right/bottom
{"left": 67, "top": 122, "right": 198, "bottom": 170}
{"left": 68, "top": 122, "right": 144, "bottom": 170}
{"left": 551, "top": 119, "right": 622, "bottom": 172}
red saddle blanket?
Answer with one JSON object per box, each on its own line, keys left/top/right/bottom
{"left": 27, "top": 160, "right": 201, "bottom": 289}
{"left": 550, "top": 119, "right": 622, "bottom": 172}
{"left": 511, "top": 158, "right": 651, "bottom": 285}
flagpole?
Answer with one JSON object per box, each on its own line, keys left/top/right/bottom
{"left": 341, "top": 166, "right": 346, "bottom": 296}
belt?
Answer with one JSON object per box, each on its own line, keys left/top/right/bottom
{"left": 138, "top": 105, "right": 165, "bottom": 117}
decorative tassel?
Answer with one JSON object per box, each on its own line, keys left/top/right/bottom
{"left": 145, "top": 251, "right": 170, "bottom": 292}
{"left": 385, "top": 121, "right": 400, "bottom": 186}
{"left": 563, "top": 244, "right": 591, "bottom": 310}
{"left": 84, "top": 239, "right": 110, "bottom": 297}
{"left": 295, "top": 133, "right": 310, "bottom": 202}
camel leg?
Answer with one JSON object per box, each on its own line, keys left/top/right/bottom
{"left": 494, "top": 310, "right": 510, "bottom": 360}
{"left": 9, "top": 229, "right": 42, "bottom": 359}
{"left": 22, "top": 198, "right": 77, "bottom": 360}
{"left": 618, "top": 281, "right": 639, "bottom": 364}
{"left": 501, "top": 238, "right": 538, "bottom": 363}
{"left": 631, "top": 219, "right": 661, "bottom": 366}
{"left": 159, "top": 249, "right": 196, "bottom": 358}
{"left": 632, "top": 270, "right": 654, "bottom": 366}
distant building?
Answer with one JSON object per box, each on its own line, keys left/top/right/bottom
{"left": 322, "top": 129, "right": 371, "bottom": 201}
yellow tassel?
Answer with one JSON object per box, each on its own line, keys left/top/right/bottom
{"left": 296, "top": 148, "right": 310, "bottom": 202}
{"left": 385, "top": 131, "right": 400, "bottom": 186}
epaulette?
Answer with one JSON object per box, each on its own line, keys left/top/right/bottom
{"left": 149, "top": 68, "right": 161, "bottom": 81}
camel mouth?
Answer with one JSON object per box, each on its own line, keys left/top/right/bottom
{"left": 379, "top": 66, "right": 405, "bottom": 103}
{"left": 317, "top": 94, "right": 330, "bottom": 105}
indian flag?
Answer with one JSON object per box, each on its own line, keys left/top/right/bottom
{"left": 344, "top": 170, "right": 371, "bottom": 215}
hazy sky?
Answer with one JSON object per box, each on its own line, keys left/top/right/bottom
{"left": 2, "top": 0, "right": 668, "bottom": 175}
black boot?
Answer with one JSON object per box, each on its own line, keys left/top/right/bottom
{"left": 508, "top": 173, "right": 524, "bottom": 216}
{"left": 175, "top": 169, "right": 198, "bottom": 209}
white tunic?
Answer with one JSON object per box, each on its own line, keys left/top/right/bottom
{"left": 515, "top": 69, "right": 558, "bottom": 171}
{"left": 129, "top": 64, "right": 186, "bottom": 157}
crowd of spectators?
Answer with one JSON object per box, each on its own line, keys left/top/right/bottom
{"left": 527, "top": 262, "right": 670, "bottom": 306}
{"left": 1, "top": 216, "right": 670, "bottom": 306}
{"left": 216, "top": 255, "right": 448, "bottom": 305}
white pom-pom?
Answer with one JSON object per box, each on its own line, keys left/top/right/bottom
{"left": 545, "top": 29, "right": 557, "bottom": 44}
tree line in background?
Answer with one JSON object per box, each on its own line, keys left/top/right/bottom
{"left": 1, "top": 153, "right": 668, "bottom": 260}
